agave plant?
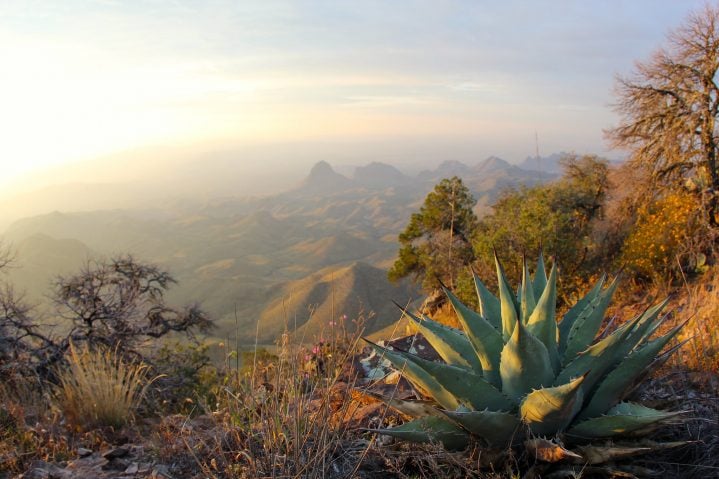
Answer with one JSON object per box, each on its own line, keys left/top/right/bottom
{"left": 366, "top": 254, "right": 685, "bottom": 453}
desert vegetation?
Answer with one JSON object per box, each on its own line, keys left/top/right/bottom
{"left": 2, "top": 4, "right": 719, "bottom": 479}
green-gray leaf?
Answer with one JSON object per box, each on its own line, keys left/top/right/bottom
{"left": 526, "top": 262, "right": 559, "bottom": 373}
{"left": 442, "top": 409, "right": 521, "bottom": 446}
{"left": 496, "top": 253, "right": 519, "bottom": 341}
{"left": 402, "top": 351, "right": 513, "bottom": 411}
{"left": 568, "top": 403, "right": 681, "bottom": 439}
{"left": 500, "top": 319, "right": 554, "bottom": 402}
{"left": 405, "top": 309, "right": 483, "bottom": 372}
{"left": 520, "top": 258, "right": 537, "bottom": 324}
{"left": 443, "top": 287, "right": 503, "bottom": 387}
{"left": 520, "top": 374, "right": 585, "bottom": 436}
{"left": 558, "top": 275, "right": 605, "bottom": 355}
{"left": 563, "top": 275, "right": 620, "bottom": 365}
{"left": 577, "top": 322, "right": 685, "bottom": 420}
{"left": 554, "top": 313, "right": 640, "bottom": 393}
{"left": 532, "top": 251, "right": 548, "bottom": 301}
{"left": 473, "top": 271, "right": 501, "bottom": 330}
{"left": 364, "top": 340, "right": 460, "bottom": 410}
{"left": 375, "top": 416, "right": 470, "bottom": 450}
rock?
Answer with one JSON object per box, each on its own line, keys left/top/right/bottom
{"left": 124, "top": 462, "right": 139, "bottom": 474}
{"left": 102, "top": 458, "right": 130, "bottom": 471}
{"left": 102, "top": 446, "right": 129, "bottom": 460}
{"left": 151, "top": 464, "right": 172, "bottom": 478}
{"left": 22, "top": 460, "right": 71, "bottom": 479}
{"left": 77, "top": 447, "right": 93, "bottom": 457}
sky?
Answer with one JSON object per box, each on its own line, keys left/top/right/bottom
{"left": 0, "top": 0, "right": 710, "bottom": 190}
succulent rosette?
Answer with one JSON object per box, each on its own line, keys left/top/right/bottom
{"left": 366, "top": 254, "right": 685, "bottom": 452}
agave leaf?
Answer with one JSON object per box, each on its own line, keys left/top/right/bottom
{"left": 639, "top": 312, "right": 671, "bottom": 344}
{"left": 375, "top": 416, "right": 470, "bottom": 450}
{"left": 364, "top": 340, "right": 460, "bottom": 410}
{"left": 520, "top": 258, "right": 537, "bottom": 324}
{"left": 621, "top": 299, "right": 670, "bottom": 352}
{"left": 360, "top": 390, "right": 443, "bottom": 418}
{"left": 495, "top": 253, "right": 519, "bottom": 341}
{"left": 442, "top": 409, "right": 521, "bottom": 447}
{"left": 520, "top": 374, "right": 586, "bottom": 436}
{"left": 578, "top": 322, "right": 685, "bottom": 420}
{"left": 526, "top": 262, "right": 560, "bottom": 373}
{"left": 402, "top": 307, "right": 483, "bottom": 372}
{"left": 563, "top": 275, "right": 620, "bottom": 365}
{"left": 473, "top": 271, "right": 501, "bottom": 330}
{"left": 558, "top": 275, "right": 606, "bottom": 355}
{"left": 500, "top": 319, "right": 554, "bottom": 402}
{"left": 532, "top": 251, "right": 548, "bottom": 301}
{"left": 554, "top": 313, "right": 641, "bottom": 393}
{"left": 575, "top": 445, "right": 652, "bottom": 465}
{"left": 525, "top": 438, "right": 583, "bottom": 463}
{"left": 568, "top": 403, "right": 682, "bottom": 439}
{"left": 403, "top": 351, "right": 513, "bottom": 411}
{"left": 623, "top": 340, "right": 690, "bottom": 404}
{"left": 577, "top": 441, "right": 691, "bottom": 465}
{"left": 443, "top": 287, "right": 503, "bottom": 387}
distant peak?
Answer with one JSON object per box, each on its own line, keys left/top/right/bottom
{"left": 309, "top": 160, "right": 335, "bottom": 175}
{"left": 353, "top": 162, "right": 407, "bottom": 188}
{"left": 483, "top": 156, "right": 509, "bottom": 165}
{"left": 299, "top": 160, "right": 353, "bottom": 192}
{"left": 437, "top": 160, "right": 470, "bottom": 171}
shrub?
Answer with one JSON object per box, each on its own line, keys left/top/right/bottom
{"left": 622, "top": 192, "right": 707, "bottom": 283}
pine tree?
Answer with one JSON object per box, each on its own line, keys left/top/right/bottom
{"left": 388, "top": 177, "right": 478, "bottom": 293}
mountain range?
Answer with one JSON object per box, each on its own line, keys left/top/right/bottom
{"left": 2, "top": 155, "right": 558, "bottom": 343}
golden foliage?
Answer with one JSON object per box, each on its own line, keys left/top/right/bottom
{"left": 621, "top": 192, "right": 701, "bottom": 281}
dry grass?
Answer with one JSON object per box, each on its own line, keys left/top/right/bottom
{"left": 673, "top": 270, "right": 719, "bottom": 372}
{"left": 54, "top": 342, "right": 153, "bottom": 430}
{"left": 173, "top": 322, "right": 372, "bottom": 479}
{"left": 0, "top": 376, "right": 80, "bottom": 475}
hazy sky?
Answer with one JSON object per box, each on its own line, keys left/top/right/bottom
{"left": 0, "top": 0, "right": 709, "bottom": 188}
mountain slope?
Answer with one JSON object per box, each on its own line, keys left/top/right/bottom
{"left": 257, "top": 262, "right": 414, "bottom": 341}
{"left": 6, "top": 234, "right": 94, "bottom": 303}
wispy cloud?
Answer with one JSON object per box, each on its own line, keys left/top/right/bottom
{"left": 0, "top": 0, "right": 711, "bottom": 184}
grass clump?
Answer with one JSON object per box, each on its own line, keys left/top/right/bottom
{"left": 54, "top": 342, "right": 153, "bottom": 430}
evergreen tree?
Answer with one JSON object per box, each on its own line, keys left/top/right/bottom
{"left": 388, "top": 177, "right": 478, "bottom": 293}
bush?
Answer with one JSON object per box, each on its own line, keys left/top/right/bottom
{"left": 621, "top": 192, "right": 708, "bottom": 283}
{"left": 472, "top": 155, "right": 610, "bottom": 299}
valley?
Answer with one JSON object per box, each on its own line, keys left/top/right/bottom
{"left": 2, "top": 156, "right": 556, "bottom": 342}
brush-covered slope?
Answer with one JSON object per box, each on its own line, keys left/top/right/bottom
{"left": 256, "top": 262, "right": 413, "bottom": 342}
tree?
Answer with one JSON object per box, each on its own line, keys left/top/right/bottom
{"left": 388, "top": 177, "right": 478, "bottom": 293}
{"left": 607, "top": 4, "right": 719, "bottom": 228}
{"left": 473, "top": 155, "right": 610, "bottom": 293}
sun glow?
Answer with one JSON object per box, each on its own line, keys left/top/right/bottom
{"left": 0, "top": 0, "right": 706, "bottom": 192}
